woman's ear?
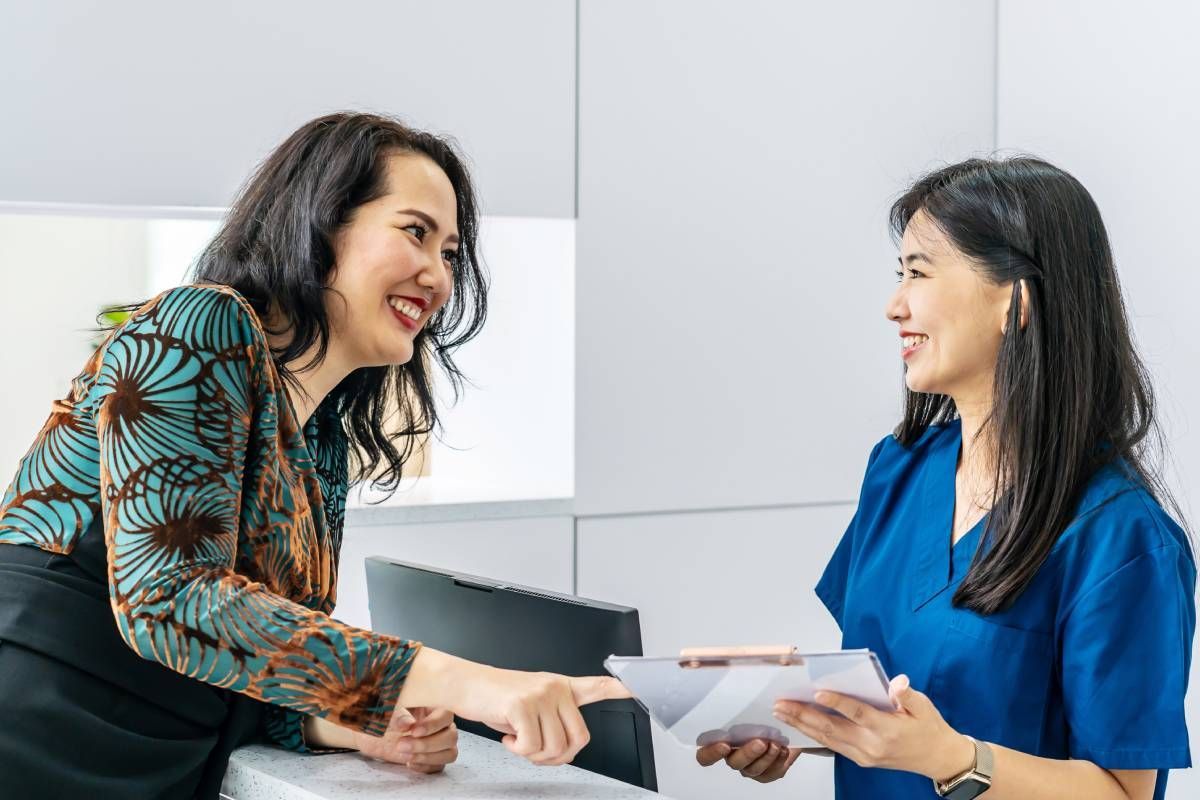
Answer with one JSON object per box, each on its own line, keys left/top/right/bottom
{"left": 1000, "top": 279, "right": 1031, "bottom": 334}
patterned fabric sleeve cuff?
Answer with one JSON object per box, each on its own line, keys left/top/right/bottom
{"left": 262, "top": 707, "right": 308, "bottom": 752}
{"left": 353, "top": 640, "right": 423, "bottom": 737}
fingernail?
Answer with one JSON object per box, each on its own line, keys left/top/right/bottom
{"left": 814, "top": 692, "right": 832, "bottom": 704}
{"left": 410, "top": 727, "right": 424, "bottom": 737}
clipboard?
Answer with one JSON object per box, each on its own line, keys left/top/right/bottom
{"left": 604, "top": 648, "right": 893, "bottom": 750}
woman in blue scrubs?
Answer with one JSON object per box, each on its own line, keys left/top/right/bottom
{"left": 697, "top": 157, "right": 1195, "bottom": 799}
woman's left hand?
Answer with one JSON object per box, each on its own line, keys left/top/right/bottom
{"left": 773, "top": 675, "right": 975, "bottom": 783}
{"left": 354, "top": 707, "right": 459, "bottom": 773}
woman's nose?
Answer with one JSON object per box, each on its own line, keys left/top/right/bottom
{"left": 885, "top": 284, "right": 908, "bottom": 322}
{"left": 418, "top": 254, "right": 452, "bottom": 297}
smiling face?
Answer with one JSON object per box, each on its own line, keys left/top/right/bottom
{"left": 325, "top": 151, "right": 460, "bottom": 370}
{"left": 885, "top": 210, "right": 1013, "bottom": 407}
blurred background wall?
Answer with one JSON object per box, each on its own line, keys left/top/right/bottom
{"left": 0, "top": 1, "right": 1196, "bottom": 798}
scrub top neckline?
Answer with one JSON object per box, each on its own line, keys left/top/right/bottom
{"left": 911, "top": 418, "right": 987, "bottom": 609}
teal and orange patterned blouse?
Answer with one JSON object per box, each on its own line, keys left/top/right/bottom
{"left": 0, "top": 283, "right": 420, "bottom": 750}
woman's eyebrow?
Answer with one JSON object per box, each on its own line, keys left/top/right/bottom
{"left": 397, "top": 208, "right": 460, "bottom": 244}
{"left": 899, "top": 252, "right": 933, "bottom": 266}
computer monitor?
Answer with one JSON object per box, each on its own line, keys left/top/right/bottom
{"left": 365, "top": 557, "right": 657, "bottom": 791}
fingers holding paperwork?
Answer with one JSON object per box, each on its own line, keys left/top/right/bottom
{"left": 728, "top": 739, "right": 776, "bottom": 774}
{"left": 696, "top": 738, "right": 801, "bottom": 784}
{"left": 696, "top": 742, "right": 732, "bottom": 767}
{"left": 756, "top": 746, "right": 802, "bottom": 782}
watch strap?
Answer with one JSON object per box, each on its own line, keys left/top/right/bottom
{"left": 934, "top": 737, "right": 994, "bottom": 798}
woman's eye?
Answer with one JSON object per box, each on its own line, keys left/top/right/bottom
{"left": 403, "top": 223, "right": 427, "bottom": 240}
{"left": 442, "top": 250, "right": 462, "bottom": 268}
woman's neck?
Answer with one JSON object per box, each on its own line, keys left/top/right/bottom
{"left": 267, "top": 323, "right": 354, "bottom": 428}
{"left": 954, "top": 394, "right": 997, "bottom": 498}
{"left": 286, "top": 358, "right": 351, "bottom": 427}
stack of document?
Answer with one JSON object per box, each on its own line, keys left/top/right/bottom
{"left": 605, "top": 649, "right": 892, "bottom": 748}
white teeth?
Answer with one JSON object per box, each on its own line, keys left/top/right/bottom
{"left": 387, "top": 297, "right": 422, "bottom": 321}
{"left": 903, "top": 335, "right": 929, "bottom": 349}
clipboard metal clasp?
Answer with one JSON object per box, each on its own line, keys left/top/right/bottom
{"left": 678, "top": 645, "right": 802, "bottom": 669}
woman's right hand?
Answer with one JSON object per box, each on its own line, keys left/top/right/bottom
{"left": 395, "top": 647, "right": 632, "bottom": 766}
{"left": 696, "top": 739, "right": 803, "bottom": 783}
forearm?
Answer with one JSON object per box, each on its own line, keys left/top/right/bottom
{"left": 113, "top": 568, "right": 419, "bottom": 734}
{"left": 980, "top": 743, "right": 1141, "bottom": 800}
{"left": 396, "top": 646, "right": 471, "bottom": 709}
{"left": 302, "top": 715, "right": 359, "bottom": 750}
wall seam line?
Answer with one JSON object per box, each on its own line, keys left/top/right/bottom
{"left": 572, "top": 516, "right": 580, "bottom": 594}
{"left": 573, "top": 0, "right": 581, "bottom": 218}
{"left": 576, "top": 498, "right": 858, "bottom": 522}
{"left": 993, "top": 0, "right": 1000, "bottom": 152}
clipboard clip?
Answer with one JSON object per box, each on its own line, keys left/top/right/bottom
{"left": 678, "top": 645, "right": 802, "bottom": 668}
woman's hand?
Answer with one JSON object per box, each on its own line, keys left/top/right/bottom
{"left": 772, "top": 675, "right": 975, "bottom": 783}
{"left": 356, "top": 707, "right": 458, "bottom": 773}
{"left": 396, "top": 647, "right": 632, "bottom": 766}
{"left": 696, "top": 739, "right": 803, "bottom": 783}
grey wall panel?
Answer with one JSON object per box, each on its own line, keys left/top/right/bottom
{"left": 335, "top": 515, "right": 574, "bottom": 630}
{"left": 0, "top": 1, "right": 575, "bottom": 217}
{"left": 577, "top": 503, "right": 855, "bottom": 800}
{"left": 997, "top": 4, "right": 1200, "bottom": 795}
{"left": 575, "top": 0, "right": 995, "bottom": 515}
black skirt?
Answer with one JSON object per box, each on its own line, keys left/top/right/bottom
{"left": 0, "top": 519, "right": 265, "bottom": 799}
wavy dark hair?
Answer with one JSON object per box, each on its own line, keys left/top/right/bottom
{"left": 122, "top": 112, "right": 488, "bottom": 495}
{"left": 891, "top": 156, "right": 1185, "bottom": 614}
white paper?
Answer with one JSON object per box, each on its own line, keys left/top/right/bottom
{"left": 606, "top": 650, "right": 892, "bottom": 749}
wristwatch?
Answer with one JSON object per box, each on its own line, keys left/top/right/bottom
{"left": 933, "top": 736, "right": 993, "bottom": 799}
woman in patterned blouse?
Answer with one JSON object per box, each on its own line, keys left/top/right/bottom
{"left": 0, "top": 112, "right": 626, "bottom": 798}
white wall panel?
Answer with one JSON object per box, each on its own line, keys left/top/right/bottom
{"left": 997, "top": 4, "right": 1199, "bottom": 795}
{"left": 577, "top": 503, "right": 855, "bottom": 800}
{"left": 0, "top": 215, "right": 147, "bottom": 476}
{"left": 335, "top": 515, "right": 574, "bottom": 630}
{"left": 0, "top": 1, "right": 575, "bottom": 217}
{"left": 575, "top": 0, "right": 996, "bottom": 516}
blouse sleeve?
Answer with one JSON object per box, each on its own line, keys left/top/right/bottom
{"left": 815, "top": 438, "right": 887, "bottom": 630}
{"left": 1059, "top": 536, "right": 1195, "bottom": 769}
{"left": 90, "top": 286, "right": 419, "bottom": 738}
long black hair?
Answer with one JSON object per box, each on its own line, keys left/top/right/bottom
{"left": 891, "top": 156, "right": 1183, "bottom": 614}
{"left": 175, "top": 112, "right": 486, "bottom": 495}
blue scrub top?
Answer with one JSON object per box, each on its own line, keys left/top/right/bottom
{"left": 816, "top": 419, "right": 1195, "bottom": 799}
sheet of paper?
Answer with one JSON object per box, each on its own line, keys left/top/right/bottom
{"left": 606, "top": 651, "right": 892, "bottom": 748}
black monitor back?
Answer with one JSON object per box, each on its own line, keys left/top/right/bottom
{"left": 365, "top": 556, "right": 657, "bottom": 791}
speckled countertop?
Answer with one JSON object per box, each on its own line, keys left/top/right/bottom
{"left": 221, "top": 731, "right": 662, "bottom": 800}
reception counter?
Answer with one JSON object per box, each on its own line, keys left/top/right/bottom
{"left": 221, "top": 730, "right": 665, "bottom": 800}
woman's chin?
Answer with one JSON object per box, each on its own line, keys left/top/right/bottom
{"left": 903, "top": 372, "right": 938, "bottom": 395}
{"left": 364, "top": 345, "right": 415, "bottom": 368}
